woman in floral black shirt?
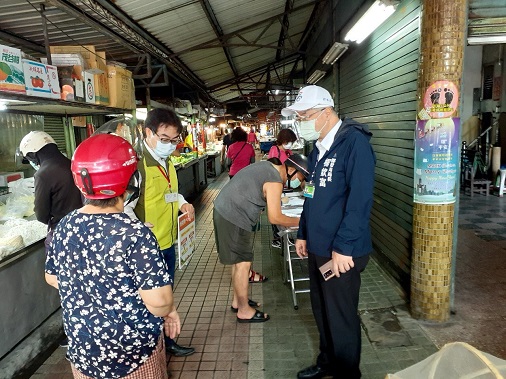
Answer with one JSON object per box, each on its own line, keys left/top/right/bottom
{"left": 45, "top": 134, "right": 180, "bottom": 378}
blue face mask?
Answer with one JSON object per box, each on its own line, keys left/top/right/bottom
{"left": 29, "top": 160, "right": 40, "bottom": 171}
{"left": 153, "top": 140, "right": 176, "bottom": 159}
{"left": 289, "top": 178, "right": 301, "bottom": 189}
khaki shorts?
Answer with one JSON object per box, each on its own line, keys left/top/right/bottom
{"left": 213, "top": 208, "right": 254, "bottom": 264}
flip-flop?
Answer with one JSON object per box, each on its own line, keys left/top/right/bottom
{"left": 249, "top": 270, "right": 268, "bottom": 283}
{"left": 237, "top": 310, "right": 270, "bottom": 323}
{"left": 230, "top": 299, "right": 260, "bottom": 313}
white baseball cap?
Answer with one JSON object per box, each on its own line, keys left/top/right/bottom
{"left": 281, "top": 85, "right": 334, "bottom": 116}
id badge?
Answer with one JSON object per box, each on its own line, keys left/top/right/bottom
{"left": 164, "top": 192, "right": 178, "bottom": 203}
{"left": 303, "top": 183, "right": 315, "bottom": 198}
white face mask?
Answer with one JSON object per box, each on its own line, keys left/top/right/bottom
{"left": 153, "top": 140, "right": 176, "bottom": 159}
{"left": 282, "top": 142, "right": 293, "bottom": 149}
{"left": 298, "top": 110, "right": 326, "bottom": 141}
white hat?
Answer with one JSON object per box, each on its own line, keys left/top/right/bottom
{"left": 19, "top": 131, "right": 56, "bottom": 156}
{"left": 281, "top": 85, "right": 334, "bottom": 116}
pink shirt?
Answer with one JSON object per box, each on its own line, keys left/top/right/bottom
{"left": 227, "top": 142, "right": 255, "bottom": 176}
{"left": 268, "top": 145, "right": 292, "bottom": 163}
{"left": 247, "top": 132, "right": 258, "bottom": 144}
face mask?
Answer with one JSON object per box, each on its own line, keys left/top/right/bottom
{"left": 282, "top": 142, "right": 293, "bottom": 149}
{"left": 298, "top": 110, "right": 326, "bottom": 141}
{"left": 29, "top": 161, "right": 40, "bottom": 171}
{"left": 153, "top": 140, "right": 176, "bottom": 159}
{"left": 289, "top": 178, "right": 301, "bottom": 189}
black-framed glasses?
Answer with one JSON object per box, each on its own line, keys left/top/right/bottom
{"left": 295, "top": 108, "right": 325, "bottom": 121}
{"left": 155, "top": 132, "right": 182, "bottom": 145}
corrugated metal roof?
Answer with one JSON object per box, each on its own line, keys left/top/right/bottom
{"left": 0, "top": 0, "right": 319, "bottom": 111}
{"left": 468, "top": 0, "right": 506, "bottom": 41}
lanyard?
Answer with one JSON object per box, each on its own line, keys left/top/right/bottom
{"left": 157, "top": 166, "right": 172, "bottom": 190}
{"left": 309, "top": 148, "right": 325, "bottom": 184}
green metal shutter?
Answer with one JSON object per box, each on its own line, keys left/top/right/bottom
{"left": 338, "top": 0, "right": 421, "bottom": 290}
{"left": 43, "top": 115, "right": 66, "bottom": 153}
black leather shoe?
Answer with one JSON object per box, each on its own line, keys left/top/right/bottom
{"left": 166, "top": 342, "right": 195, "bottom": 357}
{"left": 297, "top": 364, "right": 329, "bottom": 379}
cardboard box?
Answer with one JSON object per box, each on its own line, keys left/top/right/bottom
{"left": 107, "top": 65, "right": 135, "bottom": 109}
{"left": 45, "top": 64, "right": 61, "bottom": 99}
{"left": 94, "top": 72, "right": 109, "bottom": 105}
{"left": 91, "top": 51, "right": 107, "bottom": 74}
{"left": 83, "top": 71, "right": 95, "bottom": 103}
{"left": 23, "top": 59, "right": 51, "bottom": 98}
{"left": 71, "top": 116, "right": 86, "bottom": 127}
{"left": 0, "top": 45, "right": 25, "bottom": 94}
{"left": 49, "top": 46, "right": 106, "bottom": 75}
{"left": 43, "top": 53, "right": 86, "bottom": 70}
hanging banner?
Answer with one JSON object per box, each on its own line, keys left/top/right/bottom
{"left": 413, "top": 118, "right": 460, "bottom": 204}
{"left": 177, "top": 212, "right": 196, "bottom": 269}
{"left": 422, "top": 80, "right": 459, "bottom": 119}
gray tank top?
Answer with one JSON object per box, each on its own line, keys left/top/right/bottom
{"left": 214, "top": 161, "right": 283, "bottom": 231}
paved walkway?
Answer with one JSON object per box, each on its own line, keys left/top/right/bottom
{"left": 27, "top": 171, "right": 506, "bottom": 379}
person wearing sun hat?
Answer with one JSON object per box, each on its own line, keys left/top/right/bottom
{"left": 283, "top": 85, "right": 376, "bottom": 379}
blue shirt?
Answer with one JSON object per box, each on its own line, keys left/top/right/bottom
{"left": 46, "top": 210, "right": 172, "bottom": 378}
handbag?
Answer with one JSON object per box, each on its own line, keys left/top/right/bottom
{"left": 227, "top": 142, "right": 246, "bottom": 169}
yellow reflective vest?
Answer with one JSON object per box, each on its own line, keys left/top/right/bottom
{"left": 134, "top": 151, "right": 179, "bottom": 250}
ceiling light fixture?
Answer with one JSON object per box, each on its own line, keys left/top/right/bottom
{"left": 322, "top": 42, "right": 349, "bottom": 65}
{"left": 468, "top": 35, "right": 506, "bottom": 45}
{"left": 344, "top": 0, "right": 397, "bottom": 44}
{"left": 307, "top": 70, "right": 327, "bottom": 84}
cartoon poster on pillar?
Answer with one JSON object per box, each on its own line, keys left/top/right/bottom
{"left": 414, "top": 118, "right": 460, "bottom": 204}
{"left": 421, "top": 80, "right": 459, "bottom": 119}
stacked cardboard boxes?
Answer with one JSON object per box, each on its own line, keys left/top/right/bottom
{"left": 107, "top": 65, "right": 135, "bottom": 110}
{"left": 49, "top": 46, "right": 109, "bottom": 105}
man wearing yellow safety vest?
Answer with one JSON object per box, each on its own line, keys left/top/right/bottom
{"left": 129, "top": 108, "right": 196, "bottom": 358}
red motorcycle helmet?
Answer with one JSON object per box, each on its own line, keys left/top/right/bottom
{"left": 71, "top": 134, "right": 138, "bottom": 199}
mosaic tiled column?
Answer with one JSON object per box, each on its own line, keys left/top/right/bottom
{"left": 411, "top": 0, "right": 466, "bottom": 321}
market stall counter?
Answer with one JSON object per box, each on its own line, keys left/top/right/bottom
{"left": 172, "top": 152, "right": 208, "bottom": 200}
{"left": 0, "top": 181, "right": 62, "bottom": 371}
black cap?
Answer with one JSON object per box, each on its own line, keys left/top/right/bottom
{"left": 285, "top": 154, "right": 310, "bottom": 180}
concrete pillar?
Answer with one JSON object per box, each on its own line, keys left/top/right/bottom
{"left": 411, "top": 0, "right": 466, "bottom": 321}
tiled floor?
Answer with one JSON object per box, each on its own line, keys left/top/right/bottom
{"left": 27, "top": 173, "right": 506, "bottom": 379}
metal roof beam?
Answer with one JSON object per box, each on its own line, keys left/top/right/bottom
{"left": 0, "top": 30, "right": 46, "bottom": 54}
{"left": 276, "top": 0, "right": 295, "bottom": 61}
{"left": 198, "top": 0, "right": 241, "bottom": 95}
{"left": 59, "top": 0, "right": 214, "bottom": 102}
{"left": 209, "top": 53, "right": 300, "bottom": 91}
{"left": 172, "top": 1, "right": 319, "bottom": 58}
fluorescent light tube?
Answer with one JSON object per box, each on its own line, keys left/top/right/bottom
{"left": 307, "top": 70, "right": 327, "bottom": 84}
{"left": 322, "top": 42, "right": 349, "bottom": 65}
{"left": 344, "top": 0, "right": 396, "bottom": 44}
{"left": 468, "top": 35, "right": 506, "bottom": 45}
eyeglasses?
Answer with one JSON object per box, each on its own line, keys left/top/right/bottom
{"left": 295, "top": 108, "right": 325, "bottom": 121}
{"left": 155, "top": 132, "right": 182, "bottom": 145}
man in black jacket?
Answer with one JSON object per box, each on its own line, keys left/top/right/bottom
{"left": 19, "top": 131, "right": 83, "bottom": 251}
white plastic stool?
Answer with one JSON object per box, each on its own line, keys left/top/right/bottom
{"left": 495, "top": 169, "right": 506, "bottom": 197}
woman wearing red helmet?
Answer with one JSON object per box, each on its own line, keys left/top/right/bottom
{"left": 44, "top": 134, "right": 180, "bottom": 379}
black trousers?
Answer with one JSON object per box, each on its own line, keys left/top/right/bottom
{"left": 308, "top": 253, "right": 369, "bottom": 379}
